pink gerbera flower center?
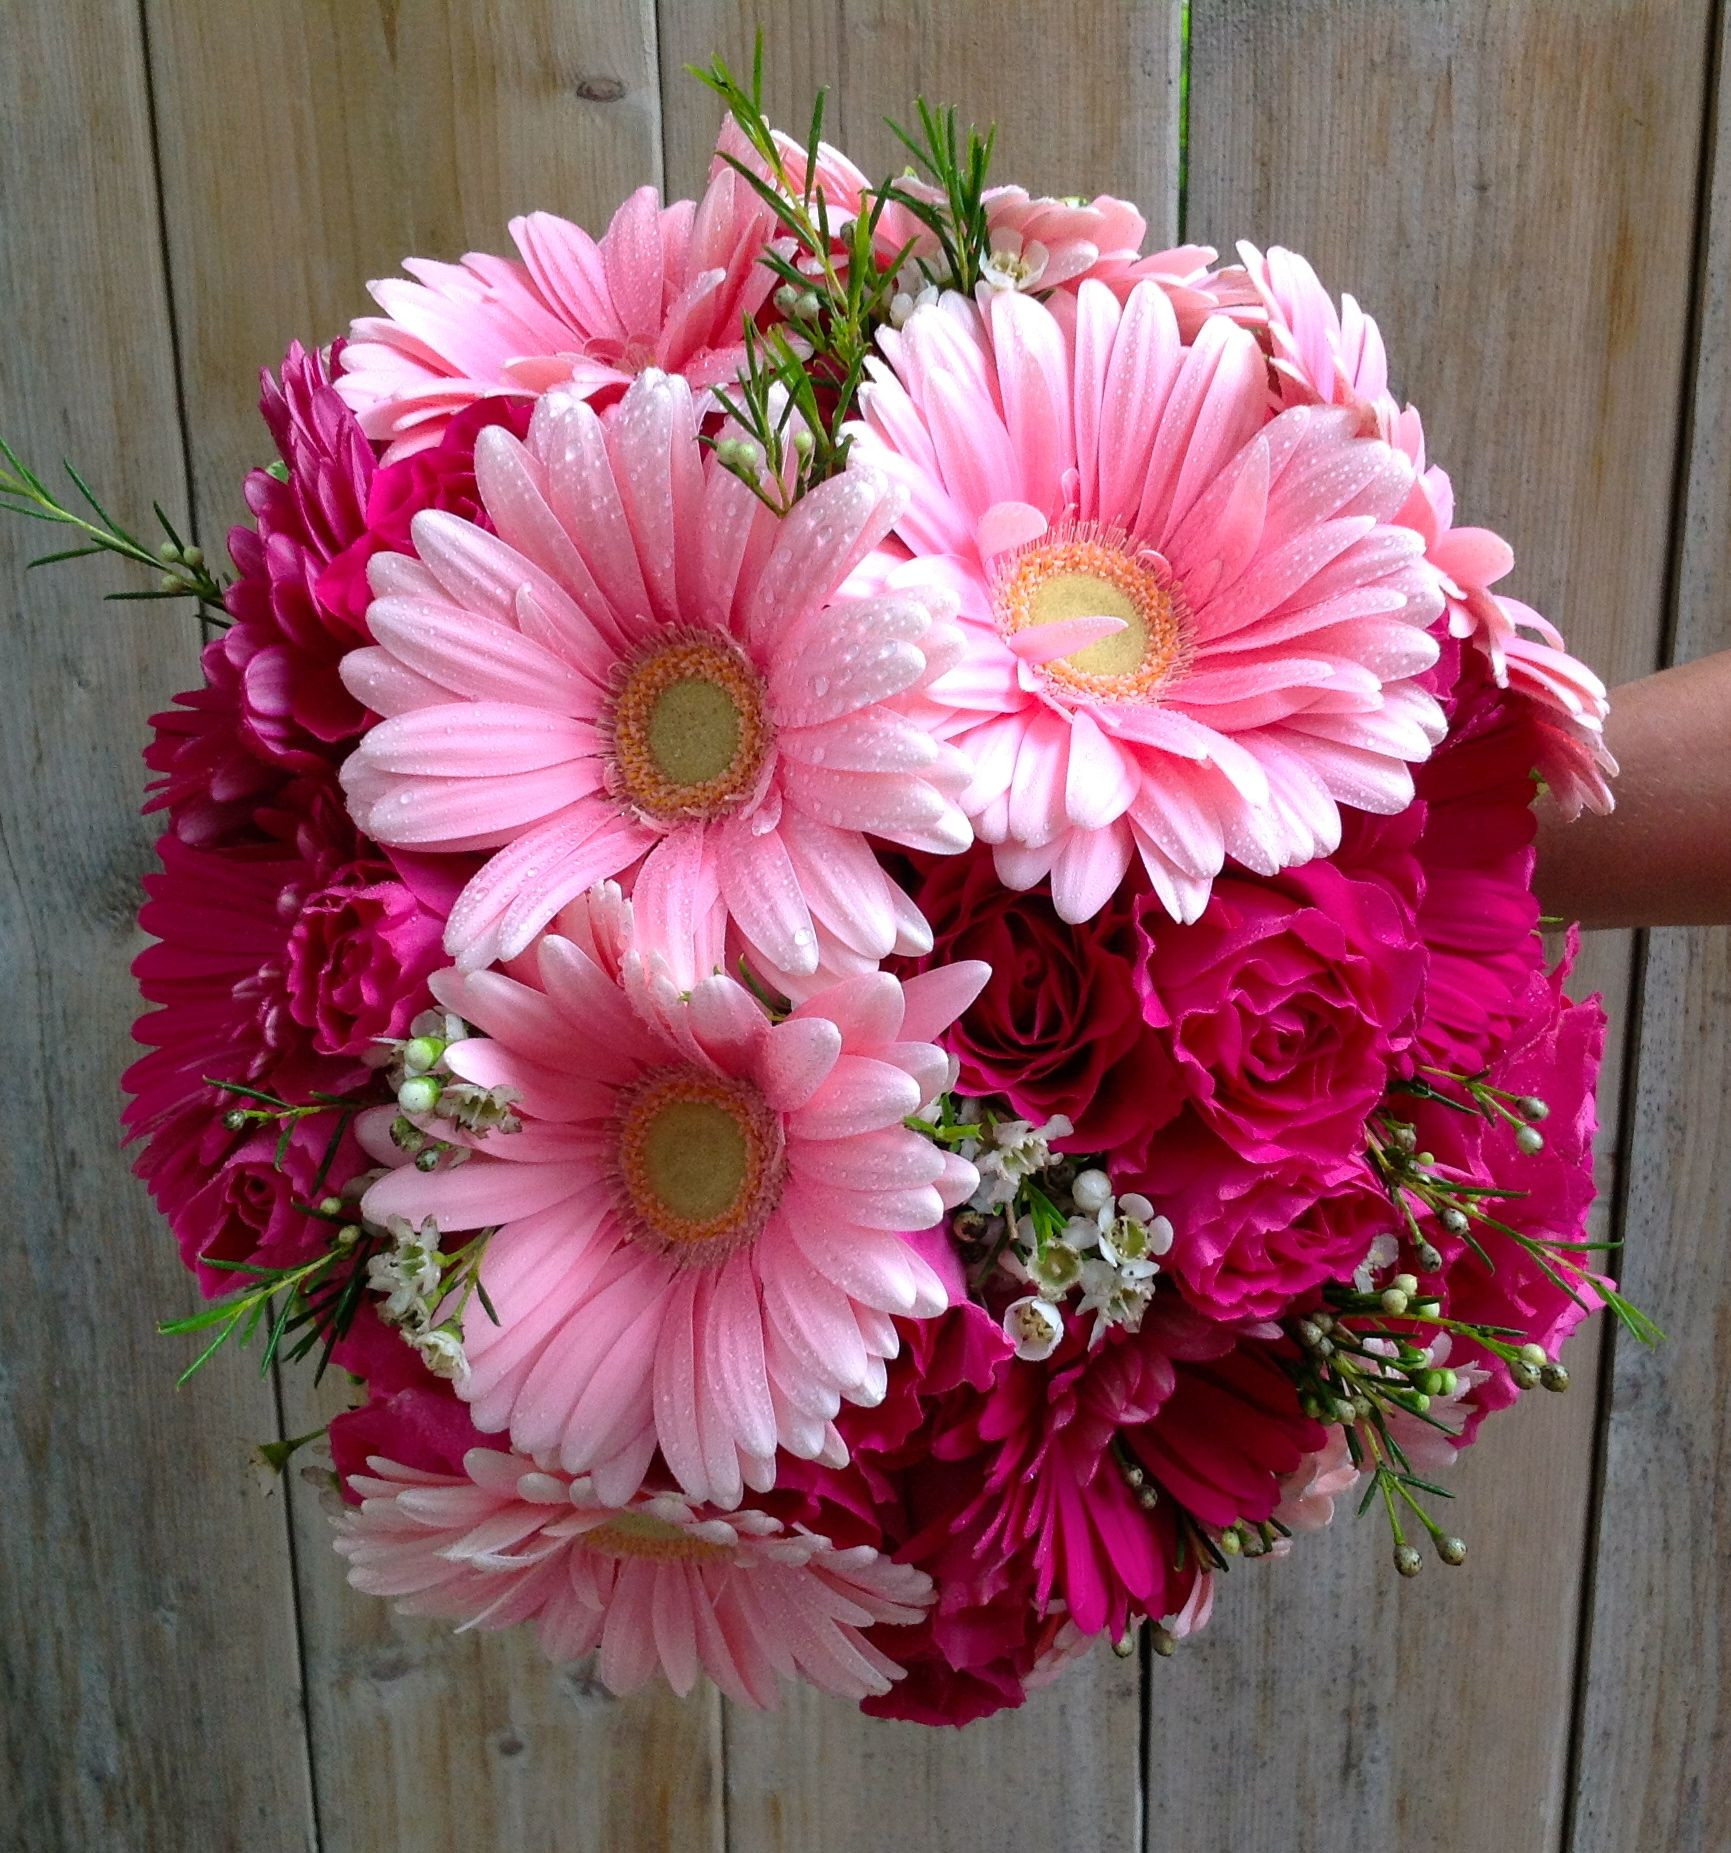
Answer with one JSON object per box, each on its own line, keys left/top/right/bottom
{"left": 606, "top": 633, "right": 771, "bottom": 824}
{"left": 580, "top": 1512, "right": 732, "bottom": 1563}
{"left": 614, "top": 1066, "right": 785, "bottom": 1262}
{"left": 994, "top": 522, "right": 1193, "bottom": 703}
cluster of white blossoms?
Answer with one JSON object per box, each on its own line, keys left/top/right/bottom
{"left": 383, "top": 1010, "right": 522, "bottom": 1161}
{"left": 960, "top": 1109, "right": 1075, "bottom": 1211}
{"left": 953, "top": 1108, "right": 1175, "bottom": 1358}
{"left": 363, "top": 1215, "right": 471, "bottom": 1383}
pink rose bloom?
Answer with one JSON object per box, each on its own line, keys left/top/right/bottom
{"left": 316, "top": 396, "right": 532, "bottom": 628}
{"left": 909, "top": 845, "right": 1155, "bottom": 1153}
{"left": 141, "top": 1105, "right": 365, "bottom": 1291}
{"left": 1122, "top": 849, "right": 1426, "bottom": 1316}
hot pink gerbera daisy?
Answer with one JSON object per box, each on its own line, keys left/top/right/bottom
{"left": 850, "top": 283, "right": 1446, "bottom": 922}
{"left": 335, "top": 172, "right": 783, "bottom": 460}
{"left": 337, "top": 1449, "right": 933, "bottom": 1705}
{"left": 361, "top": 889, "right": 986, "bottom": 1508}
{"left": 339, "top": 369, "right": 972, "bottom": 978}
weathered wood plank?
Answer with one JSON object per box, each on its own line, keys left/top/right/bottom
{"left": 1569, "top": 4, "right": 1731, "bottom": 1842}
{"left": 656, "top": 9, "right": 1180, "bottom": 1848}
{"left": 145, "top": 0, "right": 666, "bottom": 534}
{"left": 659, "top": 0, "right": 1180, "bottom": 238}
{"left": 141, "top": 5, "right": 726, "bottom": 1846}
{"left": 1158, "top": 3, "right": 1714, "bottom": 1845}
{"left": 0, "top": 5, "right": 315, "bottom": 1849}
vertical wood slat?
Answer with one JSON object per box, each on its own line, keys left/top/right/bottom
{"left": 1159, "top": 3, "right": 1714, "bottom": 1847}
{"left": 137, "top": 5, "right": 725, "bottom": 1848}
{"left": 1570, "top": 3, "right": 1731, "bottom": 1843}
{"left": 656, "top": 7, "right": 1180, "bottom": 1849}
{"left": 0, "top": 6, "right": 316, "bottom": 1850}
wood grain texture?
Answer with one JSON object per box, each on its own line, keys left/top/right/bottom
{"left": 1569, "top": 4, "right": 1731, "bottom": 1843}
{"left": 658, "top": 0, "right": 1181, "bottom": 239}
{"left": 141, "top": 4, "right": 724, "bottom": 1846}
{"left": 655, "top": 8, "right": 1180, "bottom": 1848}
{"left": 1159, "top": 4, "right": 1715, "bottom": 1847}
{"left": 0, "top": 6, "right": 315, "bottom": 1849}
{"left": 143, "top": 0, "right": 666, "bottom": 533}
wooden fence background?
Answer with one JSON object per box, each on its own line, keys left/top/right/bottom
{"left": 2, "top": 2, "right": 1727, "bottom": 1848}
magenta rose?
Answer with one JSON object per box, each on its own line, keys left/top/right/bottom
{"left": 911, "top": 847, "right": 1156, "bottom": 1152}
{"left": 1123, "top": 853, "right": 1426, "bottom": 1317}
{"left": 144, "top": 1109, "right": 366, "bottom": 1292}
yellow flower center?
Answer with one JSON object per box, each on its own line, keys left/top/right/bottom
{"left": 615, "top": 1067, "right": 783, "bottom": 1262}
{"left": 608, "top": 633, "right": 770, "bottom": 823}
{"left": 581, "top": 1512, "right": 733, "bottom": 1563}
{"left": 996, "top": 525, "right": 1191, "bottom": 702}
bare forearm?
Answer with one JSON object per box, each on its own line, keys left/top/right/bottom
{"left": 1534, "top": 651, "right": 1731, "bottom": 929}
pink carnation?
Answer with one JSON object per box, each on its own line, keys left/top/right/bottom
{"left": 125, "top": 786, "right": 443, "bottom": 1289}
{"left": 336, "top": 174, "right": 783, "bottom": 460}
{"left": 338, "top": 369, "right": 971, "bottom": 978}
{"left": 360, "top": 888, "right": 985, "bottom": 1508}
{"left": 851, "top": 283, "right": 1446, "bottom": 924}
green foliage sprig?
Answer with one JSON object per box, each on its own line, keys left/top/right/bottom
{"left": 688, "top": 42, "right": 996, "bottom": 511}
{"left": 0, "top": 435, "right": 228, "bottom": 619}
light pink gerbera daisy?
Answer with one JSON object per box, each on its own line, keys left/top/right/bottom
{"left": 1235, "top": 249, "right": 1615, "bottom": 816}
{"left": 1393, "top": 411, "right": 1615, "bottom": 817}
{"left": 335, "top": 172, "right": 783, "bottom": 460}
{"left": 362, "top": 889, "right": 986, "bottom": 1507}
{"left": 1236, "top": 241, "right": 1397, "bottom": 436}
{"left": 337, "top": 1449, "right": 933, "bottom": 1705}
{"left": 849, "top": 283, "right": 1447, "bottom": 923}
{"left": 339, "top": 369, "right": 972, "bottom": 978}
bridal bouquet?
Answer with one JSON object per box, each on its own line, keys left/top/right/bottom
{"left": 5, "top": 58, "right": 1651, "bottom": 1727}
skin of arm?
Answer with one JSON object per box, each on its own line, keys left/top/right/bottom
{"left": 1534, "top": 650, "right": 1731, "bottom": 929}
